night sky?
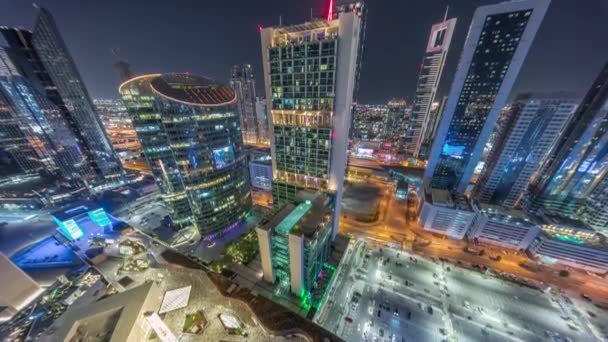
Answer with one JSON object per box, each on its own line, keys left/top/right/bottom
{"left": 0, "top": 0, "right": 606, "bottom": 104}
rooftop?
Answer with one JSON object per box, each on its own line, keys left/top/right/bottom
{"left": 260, "top": 191, "right": 331, "bottom": 238}
{"left": 342, "top": 184, "right": 382, "bottom": 215}
{"left": 426, "top": 188, "right": 472, "bottom": 211}
{"left": 275, "top": 201, "right": 313, "bottom": 235}
{"left": 480, "top": 205, "right": 536, "bottom": 227}
{"left": 122, "top": 73, "right": 236, "bottom": 107}
{"left": 296, "top": 194, "right": 330, "bottom": 237}
{"left": 539, "top": 215, "right": 608, "bottom": 249}
{"left": 44, "top": 282, "right": 162, "bottom": 342}
{"left": 273, "top": 19, "right": 336, "bottom": 34}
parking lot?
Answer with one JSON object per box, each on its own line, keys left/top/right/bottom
{"left": 319, "top": 240, "right": 606, "bottom": 341}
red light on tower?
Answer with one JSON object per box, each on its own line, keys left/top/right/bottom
{"left": 327, "top": 0, "right": 334, "bottom": 21}
{"left": 258, "top": 25, "right": 263, "bottom": 32}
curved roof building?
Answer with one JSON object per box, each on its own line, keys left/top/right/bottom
{"left": 119, "top": 73, "right": 251, "bottom": 238}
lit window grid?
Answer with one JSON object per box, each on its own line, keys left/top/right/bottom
{"left": 431, "top": 10, "right": 532, "bottom": 190}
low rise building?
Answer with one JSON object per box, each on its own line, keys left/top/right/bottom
{"left": 0, "top": 253, "right": 43, "bottom": 323}
{"left": 43, "top": 282, "right": 164, "bottom": 342}
{"left": 469, "top": 206, "right": 541, "bottom": 251}
{"left": 528, "top": 219, "right": 608, "bottom": 273}
{"left": 256, "top": 191, "right": 333, "bottom": 297}
{"left": 341, "top": 184, "right": 381, "bottom": 222}
{"left": 419, "top": 188, "right": 476, "bottom": 240}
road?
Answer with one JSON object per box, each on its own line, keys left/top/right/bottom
{"left": 121, "top": 159, "right": 151, "bottom": 175}
{"left": 252, "top": 189, "right": 273, "bottom": 208}
{"left": 339, "top": 178, "right": 608, "bottom": 304}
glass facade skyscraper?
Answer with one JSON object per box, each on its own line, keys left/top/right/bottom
{"left": 0, "top": 48, "right": 77, "bottom": 177}
{"left": 525, "top": 62, "right": 608, "bottom": 232}
{"left": 260, "top": 2, "right": 365, "bottom": 237}
{"left": 474, "top": 94, "right": 576, "bottom": 208}
{"left": 231, "top": 64, "right": 260, "bottom": 145}
{"left": 0, "top": 31, "right": 87, "bottom": 182}
{"left": 424, "top": 0, "right": 550, "bottom": 194}
{"left": 405, "top": 17, "right": 456, "bottom": 160}
{"left": 30, "top": 8, "right": 124, "bottom": 190}
{"left": 119, "top": 73, "right": 252, "bottom": 237}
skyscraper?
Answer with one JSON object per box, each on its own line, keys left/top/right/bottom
{"left": 524, "top": 62, "right": 608, "bottom": 231}
{"left": 421, "top": 95, "right": 447, "bottom": 156}
{"left": 231, "top": 64, "right": 259, "bottom": 145}
{"left": 405, "top": 16, "right": 456, "bottom": 160}
{"left": 119, "top": 73, "right": 252, "bottom": 237}
{"left": 582, "top": 176, "right": 608, "bottom": 234}
{"left": 260, "top": 1, "right": 365, "bottom": 237}
{"left": 255, "top": 97, "right": 270, "bottom": 145}
{"left": 0, "top": 47, "right": 80, "bottom": 178}
{"left": 473, "top": 94, "right": 576, "bottom": 208}
{"left": 424, "top": 0, "right": 550, "bottom": 194}
{"left": 31, "top": 8, "right": 124, "bottom": 190}
{"left": 1, "top": 8, "right": 124, "bottom": 191}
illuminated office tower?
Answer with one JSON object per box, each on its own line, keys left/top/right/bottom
{"left": 120, "top": 73, "right": 251, "bottom": 236}
{"left": 29, "top": 8, "right": 124, "bottom": 190}
{"left": 473, "top": 95, "right": 576, "bottom": 208}
{"left": 260, "top": 1, "right": 365, "bottom": 237}
{"left": 255, "top": 97, "right": 270, "bottom": 145}
{"left": 524, "top": 62, "right": 608, "bottom": 230}
{"left": 0, "top": 49, "right": 51, "bottom": 174}
{"left": 0, "top": 47, "right": 83, "bottom": 179}
{"left": 231, "top": 64, "right": 259, "bottom": 145}
{"left": 424, "top": 0, "right": 550, "bottom": 193}
{"left": 405, "top": 17, "right": 456, "bottom": 159}
{"left": 421, "top": 96, "right": 447, "bottom": 155}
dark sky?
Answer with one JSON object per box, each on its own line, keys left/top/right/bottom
{"left": 0, "top": 0, "right": 606, "bottom": 104}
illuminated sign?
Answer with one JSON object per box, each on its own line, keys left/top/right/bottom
{"left": 426, "top": 18, "right": 457, "bottom": 53}
{"left": 213, "top": 145, "right": 235, "bottom": 169}
{"left": 53, "top": 217, "right": 83, "bottom": 241}
{"left": 88, "top": 208, "right": 111, "bottom": 227}
{"left": 442, "top": 143, "right": 465, "bottom": 158}
{"left": 356, "top": 148, "right": 374, "bottom": 158}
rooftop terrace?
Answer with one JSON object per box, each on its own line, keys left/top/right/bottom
{"left": 275, "top": 201, "right": 313, "bottom": 235}
{"left": 259, "top": 192, "right": 331, "bottom": 238}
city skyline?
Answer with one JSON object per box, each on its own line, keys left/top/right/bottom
{"left": 0, "top": 0, "right": 605, "bottom": 103}
{"left": 2, "top": 1, "right": 608, "bottom": 342}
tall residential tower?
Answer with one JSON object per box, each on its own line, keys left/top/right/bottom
{"left": 424, "top": 0, "right": 550, "bottom": 194}
{"left": 260, "top": 1, "right": 365, "bottom": 237}
{"left": 406, "top": 16, "right": 456, "bottom": 160}
{"left": 524, "top": 62, "right": 608, "bottom": 233}
{"left": 231, "top": 64, "right": 260, "bottom": 145}
{"left": 473, "top": 94, "right": 576, "bottom": 208}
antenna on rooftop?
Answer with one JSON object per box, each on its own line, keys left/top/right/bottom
{"left": 443, "top": 5, "right": 449, "bottom": 22}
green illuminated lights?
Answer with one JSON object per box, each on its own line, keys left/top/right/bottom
{"left": 275, "top": 201, "right": 313, "bottom": 235}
